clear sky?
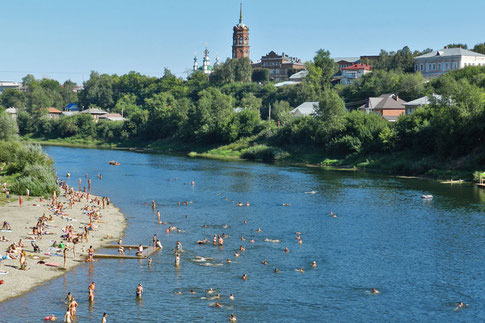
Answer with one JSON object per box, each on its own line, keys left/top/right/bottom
{"left": 2, "top": 0, "right": 484, "bottom": 84}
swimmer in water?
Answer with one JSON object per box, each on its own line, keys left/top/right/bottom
{"left": 298, "top": 267, "right": 304, "bottom": 273}
{"left": 312, "top": 261, "right": 317, "bottom": 268}
{"left": 190, "top": 290, "right": 195, "bottom": 294}
{"left": 239, "top": 245, "right": 245, "bottom": 252}
{"left": 261, "top": 259, "right": 268, "bottom": 265}
{"left": 330, "top": 211, "right": 337, "bottom": 218}
{"left": 241, "top": 235, "right": 245, "bottom": 241}
{"left": 230, "top": 313, "right": 237, "bottom": 322}
{"left": 148, "top": 258, "right": 152, "bottom": 267}
{"left": 229, "top": 293, "right": 235, "bottom": 300}
{"left": 284, "top": 247, "right": 289, "bottom": 253}
{"left": 242, "top": 273, "right": 247, "bottom": 281}
{"left": 234, "top": 251, "right": 240, "bottom": 258}
{"left": 215, "top": 301, "right": 222, "bottom": 308}
{"left": 227, "top": 258, "right": 232, "bottom": 263}
{"left": 243, "top": 220, "right": 247, "bottom": 224}
{"left": 274, "top": 267, "right": 279, "bottom": 273}
{"left": 245, "top": 202, "right": 250, "bottom": 206}
{"left": 136, "top": 284, "right": 143, "bottom": 297}
{"left": 257, "top": 228, "right": 262, "bottom": 232}
{"left": 371, "top": 288, "right": 380, "bottom": 294}
{"left": 207, "top": 288, "right": 215, "bottom": 294}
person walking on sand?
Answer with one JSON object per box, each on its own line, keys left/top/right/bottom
{"left": 63, "top": 248, "right": 68, "bottom": 268}
{"left": 19, "top": 195, "right": 23, "bottom": 206}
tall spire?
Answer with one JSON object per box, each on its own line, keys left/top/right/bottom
{"left": 239, "top": 3, "right": 243, "bottom": 24}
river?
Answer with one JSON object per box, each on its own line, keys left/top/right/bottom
{"left": 1, "top": 146, "right": 485, "bottom": 322}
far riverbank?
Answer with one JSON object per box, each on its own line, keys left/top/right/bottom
{"left": 24, "top": 137, "right": 479, "bottom": 183}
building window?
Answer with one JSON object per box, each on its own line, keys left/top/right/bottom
{"left": 415, "top": 64, "right": 418, "bottom": 71}
{"left": 420, "top": 64, "right": 423, "bottom": 71}
{"left": 438, "top": 63, "right": 441, "bottom": 70}
{"left": 445, "top": 63, "right": 448, "bottom": 69}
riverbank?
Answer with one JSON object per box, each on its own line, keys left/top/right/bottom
{"left": 0, "top": 193, "right": 126, "bottom": 302}
{"left": 24, "top": 137, "right": 479, "bottom": 182}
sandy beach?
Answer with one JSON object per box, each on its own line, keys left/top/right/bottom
{"left": 0, "top": 193, "right": 126, "bottom": 303}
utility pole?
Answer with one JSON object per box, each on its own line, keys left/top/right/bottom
{"left": 268, "top": 104, "right": 271, "bottom": 121}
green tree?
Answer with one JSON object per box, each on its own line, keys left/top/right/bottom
{"left": 240, "top": 93, "right": 262, "bottom": 110}
{"left": 79, "top": 71, "right": 114, "bottom": 110}
{"left": 252, "top": 69, "right": 269, "bottom": 83}
{"left": 473, "top": 43, "right": 485, "bottom": 54}
{"left": 0, "top": 110, "right": 19, "bottom": 140}
{"left": 112, "top": 94, "right": 140, "bottom": 118}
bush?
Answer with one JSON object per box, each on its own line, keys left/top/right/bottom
{"left": 11, "top": 164, "right": 57, "bottom": 196}
{"left": 241, "top": 145, "right": 282, "bottom": 162}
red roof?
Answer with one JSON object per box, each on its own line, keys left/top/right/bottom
{"left": 341, "top": 63, "right": 373, "bottom": 71}
{"left": 47, "top": 107, "right": 62, "bottom": 114}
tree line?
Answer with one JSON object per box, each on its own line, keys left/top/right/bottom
{"left": 1, "top": 43, "right": 485, "bottom": 178}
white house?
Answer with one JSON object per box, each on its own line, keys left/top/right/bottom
{"left": 341, "top": 63, "right": 372, "bottom": 84}
{"left": 414, "top": 47, "right": 485, "bottom": 78}
{"left": 0, "top": 81, "right": 21, "bottom": 94}
{"left": 5, "top": 107, "right": 17, "bottom": 119}
{"left": 290, "top": 102, "right": 319, "bottom": 117}
{"left": 403, "top": 94, "right": 442, "bottom": 115}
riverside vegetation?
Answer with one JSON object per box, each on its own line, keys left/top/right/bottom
{"left": 2, "top": 45, "right": 485, "bottom": 180}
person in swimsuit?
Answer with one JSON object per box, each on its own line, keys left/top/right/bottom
{"left": 136, "top": 284, "right": 143, "bottom": 297}
{"left": 101, "top": 313, "right": 108, "bottom": 323}
{"left": 88, "top": 282, "right": 95, "bottom": 302}
{"left": 88, "top": 246, "right": 94, "bottom": 262}
{"left": 153, "top": 234, "right": 157, "bottom": 248}
{"left": 64, "top": 310, "right": 71, "bottom": 323}
{"left": 156, "top": 211, "right": 161, "bottom": 224}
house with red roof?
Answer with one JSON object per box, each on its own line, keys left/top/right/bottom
{"left": 341, "top": 63, "right": 372, "bottom": 84}
{"left": 41, "top": 107, "right": 62, "bottom": 119}
{"left": 358, "top": 93, "right": 406, "bottom": 122}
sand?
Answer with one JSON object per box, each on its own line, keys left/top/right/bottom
{"left": 0, "top": 194, "right": 126, "bottom": 302}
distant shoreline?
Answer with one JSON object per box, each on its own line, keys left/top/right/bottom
{"left": 26, "top": 138, "right": 475, "bottom": 184}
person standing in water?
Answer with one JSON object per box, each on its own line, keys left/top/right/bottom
{"left": 88, "top": 282, "right": 95, "bottom": 302}
{"left": 175, "top": 253, "right": 180, "bottom": 267}
{"left": 136, "top": 284, "right": 143, "bottom": 298}
{"left": 156, "top": 210, "right": 161, "bottom": 224}
{"left": 151, "top": 200, "right": 156, "bottom": 210}
{"left": 152, "top": 234, "right": 157, "bottom": 248}
{"left": 101, "top": 313, "right": 108, "bottom": 323}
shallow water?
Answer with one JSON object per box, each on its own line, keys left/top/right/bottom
{"left": 1, "top": 146, "right": 485, "bottom": 322}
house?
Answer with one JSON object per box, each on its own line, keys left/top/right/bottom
{"left": 80, "top": 108, "right": 108, "bottom": 121}
{"left": 5, "top": 107, "right": 17, "bottom": 119}
{"left": 64, "top": 103, "right": 81, "bottom": 112}
{"left": 42, "top": 107, "right": 62, "bottom": 119}
{"left": 341, "top": 63, "right": 373, "bottom": 84}
{"left": 290, "top": 102, "right": 319, "bottom": 117}
{"left": 333, "top": 57, "right": 360, "bottom": 71}
{"left": 251, "top": 51, "right": 306, "bottom": 82}
{"left": 414, "top": 47, "right": 485, "bottom": 78}
{"left": 98, "top": 113, "right": 125, "bottom": 121}
{"left": 358, "top": 93, "right": 406, "bottom": 122}
{"left": 403, "top": 94, "right": 442, "bottom": 115}
{"left": 274, "top": 70, "right": 309, "bottom": 87}
{"left": 0, "top": 81, "right": 22, "bottom": 94}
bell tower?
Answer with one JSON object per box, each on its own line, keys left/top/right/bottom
{"left": 232, "top": 3, "right": 249, "bottom": 59}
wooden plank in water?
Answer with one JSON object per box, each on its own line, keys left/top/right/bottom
{"left": 94, "top": 254, "right": 144, "bottom": 259}
{"left": 102, "top": 244, "right": 149, "bottom": 249}
{"left": 92, "top": 247, "right": 160, "bottom": 260}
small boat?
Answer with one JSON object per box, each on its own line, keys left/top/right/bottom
{"left": 421, "top": 195, "right": 433, "bottom": 199}
{"left": 109, "top": 161, "right": 120, "bottom": 166}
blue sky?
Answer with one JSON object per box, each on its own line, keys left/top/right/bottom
{"left": 1, "top": 0, "right": 484, "bottom": 84}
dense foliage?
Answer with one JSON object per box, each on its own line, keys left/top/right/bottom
{"left": 2, "top": 44, "right": 485, "bottom": 177}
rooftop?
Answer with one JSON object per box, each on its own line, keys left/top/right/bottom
{"left": 415, "top": 47, "right": 485, "bottom": 59}
{"left": 341, "top": 63, "right": 373, "bottom": 71}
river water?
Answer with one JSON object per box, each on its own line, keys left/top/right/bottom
{"left": 1, "top": 146, "right": 485, "bottom": 322}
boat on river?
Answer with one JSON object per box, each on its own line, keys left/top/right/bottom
{"left": 421, "top": 194, "right": 433, "bottom": 199}
{"left": 109, "top": 161, "right": 120, "bottom": 166}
